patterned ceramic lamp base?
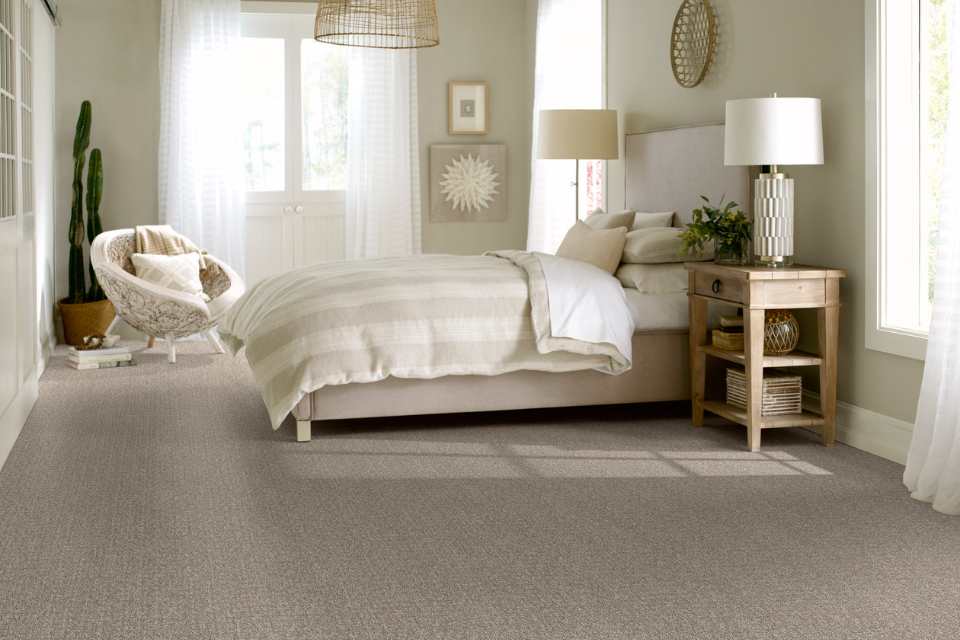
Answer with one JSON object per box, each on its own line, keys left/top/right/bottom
{"left": 753, "top": 174, "right": 794, "bottom": 267}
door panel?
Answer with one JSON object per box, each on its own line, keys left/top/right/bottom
{"left": 17, "top": 213, "right": 34, "bottom": 382}
{"left": 297, "top": 210, "right": 345, "bottom": 267}
{"left": 245, "top": 203, "right": 290, "bottom": 286}
{"left": 0, "top": 220, "right": 16, "bottom": 413}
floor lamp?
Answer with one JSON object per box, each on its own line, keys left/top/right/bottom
{"left": 537, "top": 109, "right": 619, "bottom": 224}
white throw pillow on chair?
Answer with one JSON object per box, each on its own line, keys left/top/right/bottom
{"left": 131, "top": 252, "right": 209, "bottom": 302}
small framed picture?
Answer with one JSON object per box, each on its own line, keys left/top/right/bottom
{"left": 448, "top": 81, "right": 488, "bottom": 135}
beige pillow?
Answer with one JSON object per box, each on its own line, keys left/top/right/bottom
{"left": 556, "top": 222, "right": 628, "bottom": 274}
{"left": 631, "top": 211, "right": 676, "bottom": 230}
{"left": 615, "top": 263, "right": 689, "bottom": 293}
{"left": 585, "top": 209, "right": 636, "bottom": 230}
{"left": 131, "top": 252, "right": 209, "bottom": 301}
{"left": 621, "top": 227, "right": 714, "bottom": 264}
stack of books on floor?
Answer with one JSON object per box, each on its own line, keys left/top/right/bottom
{"left": 67, "top": 346, "right": 135, "bottom": 370}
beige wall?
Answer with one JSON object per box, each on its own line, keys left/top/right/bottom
{"left": 54, "top": 0, "right": 535, "bottom": 265}
{"left": 607, "top": 0, "right": 923, "bottom": 423}
{"left": 54, "top": 0, "right": 161, "bottom": 300}
{"left": 418, "top": 0, "right": 534, "bottom": 254}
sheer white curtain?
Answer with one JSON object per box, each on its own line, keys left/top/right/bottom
{"left": 159, "top": 0, "right": 246, "bottom": 276}
{"left": 345, "top": 49, "right": 421, "bottom": 259}
{"left": 526, "top": 0, "right": 604, "bottom": 253}
{"left": 904, "top": 0, "right": 960, "bottom": 516}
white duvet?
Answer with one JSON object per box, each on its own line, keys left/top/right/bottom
{"left": 220, "top": 251, "right": 635, "bottom": 428}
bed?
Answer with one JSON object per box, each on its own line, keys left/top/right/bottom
{"left": 223, "top": 124, "right": 749, "bottom": 441}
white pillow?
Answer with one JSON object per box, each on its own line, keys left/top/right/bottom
{"left": 556, "top": 222, "right": 628, "bottom": 274}
{"left": 584, "top": 209, "right": 636, "bottom": 230}
{"left": 615, "top": 263, "right": 689, "bottom": 294}
{"left": 631, "top": 211, "right": 676, "bottom": 229}
{"left": 131, "top": 252, "right": 209, "bottom": 301}
{"left": 621, "top": 227, "right": 714, "bottom": 264}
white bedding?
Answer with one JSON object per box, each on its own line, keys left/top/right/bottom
{"left": 221, "top": 252, "right": 635, "bottom": 428}
{"left": 538, "top": 253, "right": 634, "bottom": 364}
{"left": 624, "top": 289, "right": 729, "bottom": 331}
{"left": 624, "top": 290, "right": 689, "bottom": 331}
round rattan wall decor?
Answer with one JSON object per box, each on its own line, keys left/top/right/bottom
{"left": 670, "top": 0, "right": 717, "bottom": 88}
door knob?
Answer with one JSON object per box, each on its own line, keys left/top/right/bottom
{"left": 295, "top": 205, "right": 304, "bottom": 214}
{"left": 282, "top": 205, "right": 294, "bottom": 214}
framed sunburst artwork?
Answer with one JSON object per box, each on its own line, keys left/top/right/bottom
{"left": 430, "top": 144, "right": 507, "bottom": 222}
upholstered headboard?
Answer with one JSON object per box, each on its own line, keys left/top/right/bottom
{"left": 624, "top": 124, "right": 750, "bottom": 225}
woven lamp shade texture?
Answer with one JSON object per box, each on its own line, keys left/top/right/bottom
{"left": 315, "top": 0, "right": 440, "bottom": 49}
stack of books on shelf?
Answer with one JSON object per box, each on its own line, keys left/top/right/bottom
{"left": 711, "top": 314, "right": 744, "bottom": 351}
{"left": 67, "top": 346, "right": 135, "bottom": 370}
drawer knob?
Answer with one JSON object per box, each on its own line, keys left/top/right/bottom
{"left": 712, "top": 279, "right": 721, "bottom": 294}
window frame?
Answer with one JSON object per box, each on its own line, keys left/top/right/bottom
{"left": 240, "top": 2, "right": 345, "bottom": 207}
{"left": 866, "top": 0, "right": 931, "bottom": 361}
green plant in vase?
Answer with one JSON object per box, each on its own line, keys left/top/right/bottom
{"left": 679, "top": 195, "right": 752, "bottom": 264}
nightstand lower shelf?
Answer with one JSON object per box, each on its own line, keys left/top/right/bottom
{"left": 701, "top": 400, "right": 825, "bottom": 430}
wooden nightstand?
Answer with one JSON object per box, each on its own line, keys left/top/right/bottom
{"left": 685, "top": 262, "right": 846, "bottom": 451}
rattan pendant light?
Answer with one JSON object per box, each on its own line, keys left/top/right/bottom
{"left": 314, "top": 0, "right": 440, "bottom": 49}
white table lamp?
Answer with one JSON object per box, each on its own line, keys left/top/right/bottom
{"left": 537, "top": 109, "right": 619, "bottom": 223}
{"left": 724, "top": 95, "right": 823, "bottom": 266}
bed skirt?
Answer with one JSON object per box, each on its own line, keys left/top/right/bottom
{"left": 292, "top": 330, "right": 689, "bottom": 428}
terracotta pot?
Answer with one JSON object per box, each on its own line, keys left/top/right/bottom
{"left": 59, "top": 298, "right": 115, "bottom": 347}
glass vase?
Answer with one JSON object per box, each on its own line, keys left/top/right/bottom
{"left": 714, "top": 239, "right": 748, "bottom": 265}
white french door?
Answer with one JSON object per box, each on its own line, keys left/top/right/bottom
{"left": 241, "top": 10, "right": 346, "bottom": 286}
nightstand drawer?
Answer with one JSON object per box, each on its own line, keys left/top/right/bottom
{"left": 694, "top": 271, "right": 743, "bottom": 303}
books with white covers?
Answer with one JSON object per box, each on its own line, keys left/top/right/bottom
{"left": 68, "top": 345, "right": 132, "bottom": 358}
{"left": 67, "top": 359, "right": 135, "bottom": 370}
{"left": 67, "top": 352, "right": 133, "bottom": 365}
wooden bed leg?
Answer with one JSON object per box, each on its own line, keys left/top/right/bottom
{"left": 296, "top": 420, "right": 312, "bottom": 443}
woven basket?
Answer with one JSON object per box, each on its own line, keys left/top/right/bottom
{"left": 726, "top": 368, "right": 802, "bottom": 416}
{"left": 59, "top": 299, "right": 115, "bottom": 347}
{"left": 712, "top": 329, "right": 744, "bottom": 351}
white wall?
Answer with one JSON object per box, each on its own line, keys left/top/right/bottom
{"left": 34, "top": 2, "right": 56, "bottom": 362}
{"left": 606, "top": 0, "right": 924, "bottom": 426}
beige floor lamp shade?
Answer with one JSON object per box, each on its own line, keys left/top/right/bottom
{"left": 537, "top": 109, "right": 619, "bottom": 222}
{"left": 315, "top": 0, "right": 440, "bottom": 49}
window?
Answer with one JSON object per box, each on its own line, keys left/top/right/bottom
{"left": 300, "top": 41, "right": 347, "bottom": 191}
{"left": 239, "top": 12, "right": 348, "bottom": 196}
{"left": 240, "top": 37, "right": 285, "bottom": 192}
{"left": 867, "top": 0, "right": 952, "bottom": 360}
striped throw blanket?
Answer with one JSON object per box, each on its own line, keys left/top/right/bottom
{"left": 220, "top": 251, "right": 632, "bottom": 428}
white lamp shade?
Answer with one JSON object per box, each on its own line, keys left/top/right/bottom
{"left": 724, "top": 97, "right": 823, "bottom": 166}
{"left": 537, "top": 109, "right": 619, "bottom": 160}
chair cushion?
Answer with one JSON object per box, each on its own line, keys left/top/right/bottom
{"left": 131, "top": 253, "right": 209, "bottom": 301}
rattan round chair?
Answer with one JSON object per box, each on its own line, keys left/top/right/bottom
{"left": 90, "top": 229, "right": 245, "bottom": 363}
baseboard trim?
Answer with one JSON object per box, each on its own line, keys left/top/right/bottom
{"left": 0, "top": 372, "right": 39, "bottom": 472}
{"left": 803, "top": 391, "right": 913, "bottom": 465}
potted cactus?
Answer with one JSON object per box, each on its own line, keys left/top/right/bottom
{"left": 58, "top": 101, "right": 114, "bottom": 346}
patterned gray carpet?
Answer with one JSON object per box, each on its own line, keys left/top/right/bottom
{"left": 0, "top": 344, "right": 957, "bottom": 639}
